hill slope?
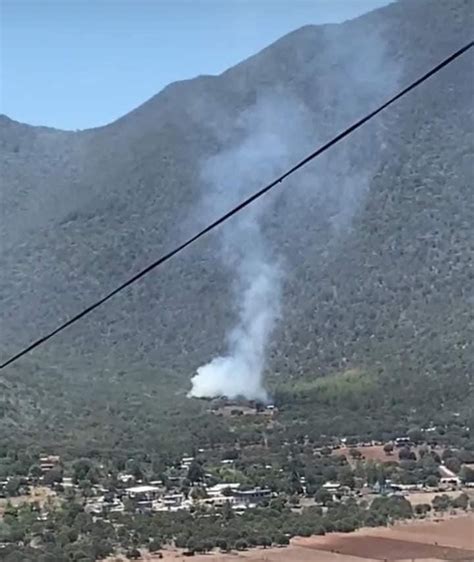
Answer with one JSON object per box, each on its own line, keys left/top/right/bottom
{"left": 0, "top": 0, "right": 473, "bottom": 452}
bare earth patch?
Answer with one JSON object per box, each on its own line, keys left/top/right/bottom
{"left": 295, "top": 514, "right": 474, "bottom": 560}
{"left": 0, "top": 486, "right": 58, "bottom": 518}
{"left": 405, "top": 490, "right": 473, "bottom": 507}
{"left": 336, "top": 445, "right": 395, "bottom": 464}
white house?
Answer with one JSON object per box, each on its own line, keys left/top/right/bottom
{"left": 125, "top": 485, "right": 161, "bottom": 501}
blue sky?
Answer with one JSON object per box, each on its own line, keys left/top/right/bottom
{"left": 1, "top": 0, "right": 391, "bottom": 130}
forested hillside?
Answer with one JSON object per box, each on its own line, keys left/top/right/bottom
{"left": 0, "top": 0, "right": 472, "bottom": 455}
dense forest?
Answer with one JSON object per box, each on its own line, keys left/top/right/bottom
{"left": 0, "top": 0, "right": 473, "bottom": 466}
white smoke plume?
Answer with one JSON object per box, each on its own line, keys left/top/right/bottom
{"left": 188, "top": 95, "right": 310, "bottom": 401}
{"left": 188, "top": 27, "right": 399, "bottom": 401}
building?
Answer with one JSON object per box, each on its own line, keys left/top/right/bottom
{"left": 118, "top": 473, "right": 135, "bottom": 484}
{"left": 439, "top": 476, "right": 461, "bottom": 490}
{"left": 207, "top": 483, "right": 240, "bottom": 497}
{"left": 125, "top": 485, "right": 161, "bottom": 501}
{"left": 394, "top": 437, "right": 412, "bottom": 448}
{"left": 234, "top": 487, "right": 271, "bottom": 507}
{"left": 322, "top": 481, "right": 341, "bottom": 492}
{"left": 39, "top": 455, "right": 60, "bottom": 473}
{"left": 62, "top": 477, "right": 74, "bottom": 489}
{"left": 153, "top": 493, "right": 192, "bottom": 512}
{"left": 202, "top": 495, "right": 236, "bottom": 508}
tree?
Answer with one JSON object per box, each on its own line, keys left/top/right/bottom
{"left": 313, "top": 524, "right": 326, "bottom": 535}
{"left": 29, "top": 465, "right": 42, "bottom": 480}
{"left": 348, "top": 448, "right": 362, "bottom": 459}
{"left": 407, "top": 428, "right": 424, "bottom": 444}
{"left": 418, "top": 445, "right": 430, "bottom": 458}
{"left": 149, "top": 539, "right": 162, "bottom": 552}
{"left": 234, "top": 539, "right": 248, "bottom": 551}
{"left": 334, "top": 519, "right": 357, "bottom": 533}
{"left": 257, "top": 536, "right": 272, "bottom": 548}
{"left": 398, "top": 447, "right": 416, "bottom": 461}
{"left": 452, "top": 493, "right": 468, "bottom": 510}
{"left": 195, "top": 541, "right": 212, "bottom": 553}
{"left": 221, "top": 500, "right": 234, "bottom": 521}
{"left": 314, "top": 488, "right": 332, "bottom": 506}
{"left": 185, "top": 538, "right": 196, "bottom": 553}
{"left": 276, "top": 534, "right": 290, "bottom": 546}
{"left": 187, "top": 460, "right": 204, "bottom": 483}
{"left": 216, "top": 538, "right": 228, "bottom": 552}
{"left": 123, "top": 497, "right": 136, "bottom": 513}
{"left": 414, "top": 503, "right": 431, "bottom": 516}
{"left": 289, "top": 495, "right": 300, "bottom": 506}
{"left": 5, "top": 478, "right": 21, "bottom": 497}
{"left": 425, "top": 474, "right": 439, "bottom": 488}
{"left": 383, "top": 442, "right": 394, "bottom": 455}
{"left": 444, "top": 457, "right": 461, "bottom": 474}
{"left": 43, "top": 467, "right": 63, "bottom": 486}
{"left": 222, "top": 449, "right": 239, "bottom": 460}
{"left": 72, "top": 459, "right": 92, "bottom": 484}
{"left": 460, "top": 466, "right": 474, "bottom": 483}
{"left": 432, "top": 494, "right": 451, "bottom": 512}
{"left": 174, "top": 535, "right": 189, "bottom": 549}
{"left": 338, "top": 467, "right": 355, "bottom": 489}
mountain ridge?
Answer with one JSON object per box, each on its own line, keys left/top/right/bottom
{"left": 0, "top": 0, "right": 472, "bottom": 448}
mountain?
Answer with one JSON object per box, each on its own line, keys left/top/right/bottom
{"left": 0, "top": 0, "right": 473, "bottom": 452}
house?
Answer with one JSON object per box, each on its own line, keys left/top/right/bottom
{"left": 322, "top": 481, "right": 341, "bottom": 492}
{"left": 118, "top": 473, "right": 135, "bottom": 484}
{"left": 167, "top": 475, "right": 182, "bottom": 485}
{"left": 153, "top": 493, "right": 191, "bottom": 512}
{"left": 162, "top": 493, "right": 184, "bottom": 508}
{"left": 202, "top": 495, "right": 236, "bottom": 508}
{"left": 207, "top": 483, "right": 240, "bottom": 497}
{"left": 394, "top": 437, "right": 412, "bottom": 447}
{"left": 39, "top": 455, "right": 60, "bottom": 473}
{"left": 234, "top": 487, "right": 271, "bottom": 507}
{"left": 396, "top": 483, "right": 421, "bottom": 492}
{"left": 181, "top": 457, "right": 194, "bottom": 469}
{"left": 125, "top": 485, "right": 161, "bottom": 501}
{"left": 439, "top": 476, "right": 461, "bottom": 490}
{"left": 136, "top": 500, "right": 153, "bottom": 513}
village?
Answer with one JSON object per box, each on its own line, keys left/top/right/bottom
{"left": 2, "top": 434, "right": 473, "bottom": 521}
{"left": 1, "top": 409, "right": 474, "bottom": 562}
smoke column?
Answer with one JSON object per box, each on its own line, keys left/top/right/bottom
{"left": 188, "top": 96, "right": 309, "bottom": 401}
{"left": 188, "top": 27, "right": 399, "bottom": 400}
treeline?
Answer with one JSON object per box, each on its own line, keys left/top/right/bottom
{"left": 0, "top": 494, "right": 417, "bottom": 562}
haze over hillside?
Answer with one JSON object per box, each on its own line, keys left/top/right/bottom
{"left": 0, "top": 0, "right": 472, "bottom": 431}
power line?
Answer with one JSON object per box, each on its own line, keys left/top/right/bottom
{"left": 1, "top": 40, "right": 472, "bottom": 370}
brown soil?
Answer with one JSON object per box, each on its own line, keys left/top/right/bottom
{"left": 336, "top": 445, "right": 396, "bottom": 464}
{"left": 296, "top": 534, "right": 472, "bottom": 560}
{"left": 0, "top": 486, "right": 58, "bottom": 517}
{"left": 295, "top": 514, "right": 474, "bottom": 560}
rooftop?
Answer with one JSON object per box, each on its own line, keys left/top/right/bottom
{"left": 125, "top": 485, "right": 160, "bottom": 494}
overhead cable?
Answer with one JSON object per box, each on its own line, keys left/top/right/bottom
{"left": 1, "top": 40, "right": 472, "bottom": 370}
